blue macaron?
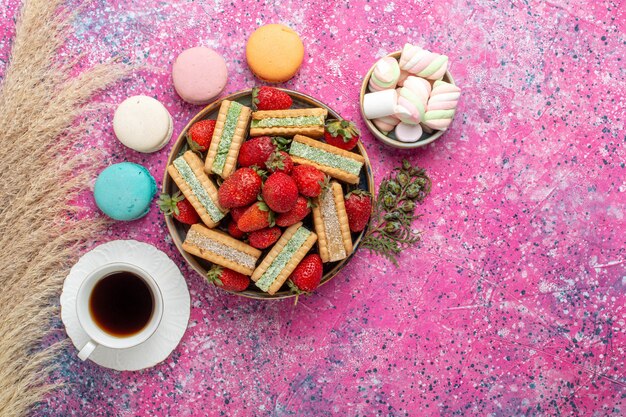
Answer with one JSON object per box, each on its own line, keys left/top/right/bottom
{"left": 94, "top": 162, "right": 157, "bottom": 221}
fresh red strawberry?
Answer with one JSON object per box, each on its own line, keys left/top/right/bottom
{"left": 218, "top": 167, "right": 262, "bottom": 208}
{"left": 158, "top": 192, "right": 199, "bottom": 225}
{"left": 275, "top": 196, "right": 311, "bottom": 227}
{"left": 291, "top": 164, "right": 326, "bottom": 197}
{"left": 265, "top": 150, "right": 293, "bottom": 174}
{"left": 251, "top": 86, "right": 293, "bottom": 111}
{"left": 187, "top": 119, "right": 216, "bottom": 152}
{"left": 248, "top": 227, "right": 281, "bottom": 249}
{"left": 238, "top": 201, "right": 274, "bottom": 232}
{"left": 324, "top": 119, "right": 360, "bottom": 150}
{"left": 288, "top": 254, "right": 323, "bottom": 293}
{"left": 230, "top": 206, "right": 248, "bottom": 223}
{"left": 206, "top": 266, "right": 249, "bottom": 292}
{"left": 227, "top": 220, "right": 246, "bottom": 239}
{"left": 344, "top": 189, "right": 372, "bottom": 232}
{"left": 262, "top": 172, "right": 298, "bottom": 213}
{"left": 238, "top": 136, "right": 276, "bottom": 168}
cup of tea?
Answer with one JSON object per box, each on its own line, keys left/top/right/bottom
{"left": 76, "top": 262, "right": 163, "bottom": 361}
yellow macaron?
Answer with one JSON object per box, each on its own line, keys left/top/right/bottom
{"left": 246, "top": 24, "right": 304, "bottom": 83}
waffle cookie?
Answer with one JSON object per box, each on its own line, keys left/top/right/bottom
{"left": 250, "top": 108, "right": 327, "bottom": 138}
{"left": 289, "top": 135, "right": 365, "bottom": 184}
{"left": 182, "top": 224, "right": 262, "bottom": 276}
{"left": 204, "top": 100, "right": 252, "bottom": 178}
{"left": 312, "top": 181, "right": 353, "bottom": 263}
{"left": 251, "top": 222, "right": 317, "bottom": 295}
{"left": 168, "top": 151, "right": 227, "bottom": 228}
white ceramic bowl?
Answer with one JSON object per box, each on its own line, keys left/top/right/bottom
{"left": 359, "top": 50, "right": 457, "bottom": 149}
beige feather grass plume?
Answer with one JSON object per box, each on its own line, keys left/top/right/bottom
{"left": 0, "top": 0, "right": 127, "bottom": 415}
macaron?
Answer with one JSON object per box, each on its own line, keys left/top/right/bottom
{"left": 113, "top": 95, "right": 173, "bottom": 153}
{"left": 246, "top": 24, "right": 304, "bottom": 83}
{"left": 94, "top": 162, "right": 157, "bottom": 221}
{"left": 172, "top": 47, "right": 228, "bottom": 105}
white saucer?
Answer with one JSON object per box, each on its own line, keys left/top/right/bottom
{"left": 60, "top": 240, "right": 190, "bottom": 371}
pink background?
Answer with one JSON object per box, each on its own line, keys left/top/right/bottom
{"left": 1, "top": 0, "right": 625, "bottom": 415}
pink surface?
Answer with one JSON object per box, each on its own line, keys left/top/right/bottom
{"left": 0, "top": 0, "right": 624, "bottom": 415}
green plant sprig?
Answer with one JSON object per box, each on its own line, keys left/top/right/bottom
{"left": 361, "top": 159, "right": 431, "bottom": 266}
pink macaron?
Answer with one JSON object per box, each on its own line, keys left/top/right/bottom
{"left": 172, "top": 47, "right": 228, "bottom": 105}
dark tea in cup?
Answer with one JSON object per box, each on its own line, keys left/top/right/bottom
{"left": 76, "top": 262, "right": 164, "bottom": 361}
{"left": 89, "top": 271, "right": 154, "bottom": 337}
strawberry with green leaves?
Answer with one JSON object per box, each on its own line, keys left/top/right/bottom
{"left": 324, "top": 119, "right": 360, "bottom": 151}
{"left": 238, "top": 201, "right": 274, "bottom": 232}
{"left": 344, "top": 189, "right": 372, "bottom": 232}
{"left": 187, "top": 119, "right": 216, "bottom": 152}
{"left": 227, "top": 220, "right": 246, "bottom": 239}
{"left": 275, "top": 196, "right": 312, "bottom": 227}
{"left": 265, "top": 150, "right": 293, "bottom": 174}
{"left": 288, "top": 254, "right": 323, "bottom": 294}
{"left": 218, "top": 167, "right": 263, "bottom": 208}
{"left": 238, "top": 136, "right": 291, "bottom": 169}
{"left": 291, "top": 164, "right": 327, "bottom": 197}
{"left": 230, "top": 206, "right": 248, "bottom": 224}
{"left": 238, "top": 136, "right": 276, "bottom": 168}
{"left": 262, "top": 172, "right": 298, "bottom": 213}
{"left": 252, "top": 86, "right": 293, "bottom": 111}
{"left": 248, "top": 227, "right": 281, "bottom": 249}
{"left": 158, "top": 192, "right": 199, "bottom": 225}
{"left": 206, "top": 266, "right": 250, "bottom": 292}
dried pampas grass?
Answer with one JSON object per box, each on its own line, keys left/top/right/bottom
{"left": 0, "top": 1, "right": 127, "bottom": 415}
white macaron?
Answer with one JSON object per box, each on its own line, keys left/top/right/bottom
{"left": 113, "top": 95, "right": 173, "bottom": 153}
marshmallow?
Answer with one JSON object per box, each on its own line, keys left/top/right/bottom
{"left": 423, "top": 80, "right": 461, "bottom": 131}
{"left": 404, "top": 76, "right": 431, "bottom": 101}
{"left": 397, "top": 70, "right": 410, "bottom": 86}
{"left": 393, "top": 103, "right": 416, "bottom": 125}
{"left": 421, "top": 123, "right": 434, "bottom": 134}
{"left": 368, "top": 57, "right": 401, "bottom": 92}
{"left": 363, "top": 89, "right": 398, "bottom": 119}
{"left": 395, "top": 122, "right": 423, "bottom": 143}
{"left": 399, "top": 43, "right": 449, "bottom": 81}
{"left": 372, "top": 115, "right": 400, "bottom": 134}
{"left": 394, "top": 76, "right": 431, "bottom": 125}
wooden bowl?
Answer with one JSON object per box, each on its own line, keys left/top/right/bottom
{"left": 359, "top": 50, "right": 456, "bottom": 149}
{"left": 163, "top": 89, "right": 375, "bottom": 300}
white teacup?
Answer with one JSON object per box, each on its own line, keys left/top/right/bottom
{"left": 76, "top": 262, "right": 163, "bottom": 361}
